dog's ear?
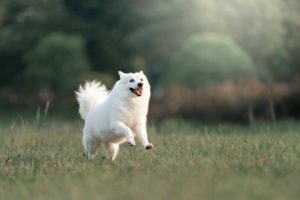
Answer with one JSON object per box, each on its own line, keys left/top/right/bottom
{"left": 118, "top": 71, "right": 126, "bottom": 79}
{"left": 139, "top": 70, "right": 144, "bottom": 75}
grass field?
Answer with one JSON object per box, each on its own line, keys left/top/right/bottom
{"left": 0, "top": 118, "right": 300, "bottom": 200}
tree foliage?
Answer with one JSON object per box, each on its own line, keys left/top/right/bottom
{"left": 0, "top": 0, "right": 299, "bottom": 91}
{"left": 24, "top": 33, "right": 91, "bottom": 91}
{"left": 164, "top": 33, "right": 256, "bottom": 86}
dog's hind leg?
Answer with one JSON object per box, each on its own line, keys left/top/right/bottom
{"left": 82, "top": 134, "right": 100, "bottom": 159}
{"left": 103, "top": 142, "right": 119, "bottom": 161}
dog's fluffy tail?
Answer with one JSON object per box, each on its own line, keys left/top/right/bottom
{"left": 75, "top": 81, "right": 108, "bottom": 120}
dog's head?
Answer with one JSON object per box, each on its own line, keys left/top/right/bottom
{"left": 118, "top": 71, "right": 150, "bottom": 97}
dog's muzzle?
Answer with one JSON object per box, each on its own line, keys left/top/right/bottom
{"left": 130, "top": 83, "right": 143, "bottom": 96}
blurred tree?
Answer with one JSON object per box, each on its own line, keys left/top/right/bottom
{"left": 164, "top": 33, "right": 256, "bottom": 86}
{"left": 269, "top": 0, "right": 300, "bottom": 81}
{"left": 0, "top": 0, "right": 72, "bottom": 89}
{"left": 0, "top": 0, "right": 299, "bottom": 120}
{"left": 63, "top": 0, "right": 141, "bottom": 74}
{"left": 128, "top": 0, "right": 297, "bottom": 84}
{"left": 23, "top": 33, "right": 91, "bottom": 92}
{"left": 127, "top": 0, "right": 228, "bottom": 85}
{"left": 0, "top": 1, "right": 4, "bottom": 26}
{"left": 216, "top": 0, "right": 285, "bottom": 63}
{"left": 213, "top": 0, "right": 293, "bottom": 82}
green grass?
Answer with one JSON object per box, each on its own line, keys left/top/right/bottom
{"left": 1, "top": 119, "right": 300, "bottom": 200}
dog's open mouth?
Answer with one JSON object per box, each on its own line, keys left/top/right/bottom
{"left": 130, "top": 87, "right": 143, "bottom": 96}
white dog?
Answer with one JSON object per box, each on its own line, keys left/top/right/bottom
{"left": 75, "top": 71, "right": 153, "bottom": 160}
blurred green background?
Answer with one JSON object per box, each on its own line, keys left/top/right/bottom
{"left": 0, "top": 0, "right": 299, "bottom": 123}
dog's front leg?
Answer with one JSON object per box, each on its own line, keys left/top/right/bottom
{"left": 135, "top": 124, "right": 153, "bottom": 150}
{"left": 113, "top": 122, "right": 136, "bottom": 146}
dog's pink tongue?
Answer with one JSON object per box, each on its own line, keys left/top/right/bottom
{"left": 136, "top": 88, "right": 142, "bottom": 96}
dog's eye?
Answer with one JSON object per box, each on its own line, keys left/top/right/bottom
{"left": 140, "top": 78, "right": 143, "bottom": 82}
{"left": 129, "top": 79, "right": 135, "bottom": 83}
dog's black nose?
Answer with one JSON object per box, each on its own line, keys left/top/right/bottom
{"left": 138, "top": 82, "right": 143, "bottom": 88}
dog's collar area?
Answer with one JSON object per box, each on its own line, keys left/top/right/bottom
{"left": 130, "top": 87, "right": 143, "bottom": 96}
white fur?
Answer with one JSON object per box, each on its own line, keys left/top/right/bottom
{"left": 75, "top": 81, "right": 108, "bottom": 120}
{"left": 75, "top": 71, "right": 152, "bottom": 160}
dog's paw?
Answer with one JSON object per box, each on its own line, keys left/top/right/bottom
{"left": 127, "top": 139, "right": 136, "bottom": 147}
{"left": 127, "top": 136, "right": 136, "bottom": 146}
{"left": 145, "top": 143, "right": 153, "bottom": 150}
{"left": 128, "top": 142, "right": 135, "bottom": 147}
